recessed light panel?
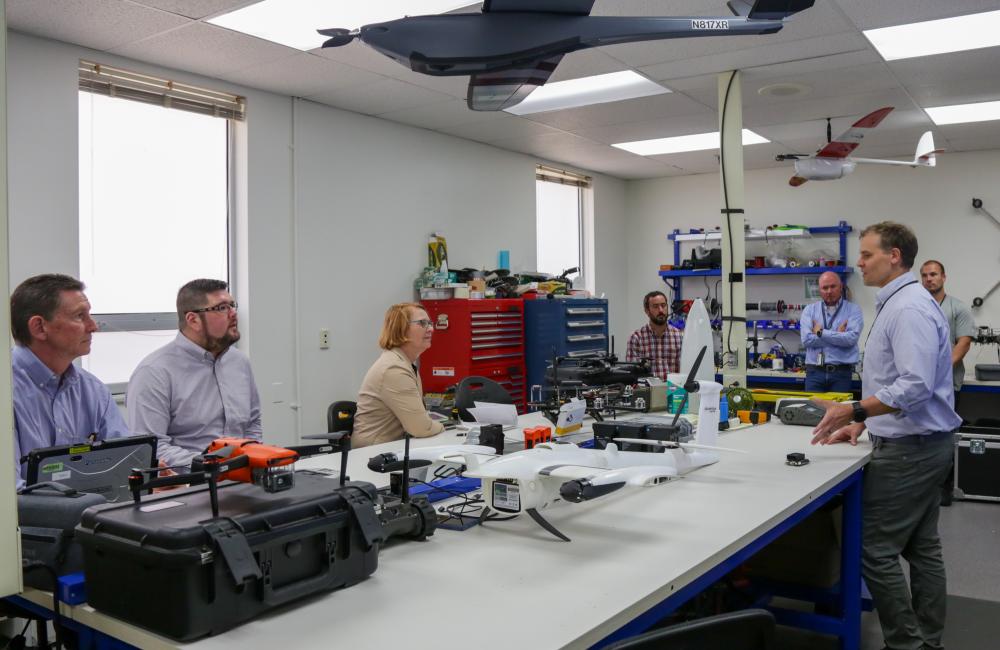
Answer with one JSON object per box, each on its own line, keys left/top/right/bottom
{"left": 863, "top": 10, "right": 1000, "bottom": 61}
{"left": 504, "top": 71, "right": 669, "bottom": 115}
{"left": 209, "top": 0, "right": 474, "bottom": 51}
{"left": 613, "top": 130, "right": 769, "bottom": 156}
{"left": 926, "top": 100, "right": 1000, "bottom": 125}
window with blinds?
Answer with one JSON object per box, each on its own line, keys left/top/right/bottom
{"left": 536, "top": 165, "right": 592, "bottom": 290}
{"left": 78, "top": 61, "right": 238, "bottom": 389}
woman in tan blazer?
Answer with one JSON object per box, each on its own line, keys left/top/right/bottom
{"left": 352, "top": 302, "right": 445, "bottom": 447}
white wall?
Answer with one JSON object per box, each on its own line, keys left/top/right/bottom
{"left": 5, "top": 32, "right": 628, "bottom": 444}
{"left": 625, "top": 151, "right": 1000, "bottom": 367}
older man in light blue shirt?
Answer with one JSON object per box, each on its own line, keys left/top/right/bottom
{"left": 127, "top": 279, "right": 261, "bottom": 468}
{"left": 800, "top": 271, "right": 863, "bottom": 392}
{"left": 812, "top": 222, "right": 960, "bottom": 650}
{"left": 10, "top": 274, "right": 128, "bottom": 490}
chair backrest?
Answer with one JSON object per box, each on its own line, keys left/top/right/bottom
{"left": 454, "top": 376, "right": 513, "bottom": 422}
{"left": 603, "top": 609, "right": 775, "bottom": 650}
{"left": 327, "top": 400, "right": 358, "bottom": 434}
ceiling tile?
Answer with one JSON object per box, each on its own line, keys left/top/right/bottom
{"left": 832, "top": 0, "right": 1000, "bottom": 30}
{"left": 132, "top": 0, "right": 250, "bottom": 20}
{"left": 640, "top": 32, "right": 871, "bottom": 84}
{"left": 571, "top": 113, "right": 721, "bottom": 146}
{"left": 547, "top": 49, "right": 630, "bottom": 82}
{"left": 742, "top": 88, "right": 918, "bottom": 128}
{"left": 7, "top": 0, "right": 190, "bottom": 51}
{"left": 889, "top": 48, "right": 1000, "bottom": 88}
{"left": 304, "top": 78, "right": 453, "bottom": 116}
{"left": 312, "top": 42, "right": 411, "bottom": 77}
{"left": 521, "top": 91, "right": 708, "bottom": 132}
{"left": 110, "top": 22, "right": 297, "bottom": 77}
{"left": 222, "top": 53, "right": 384, "bottom": 97}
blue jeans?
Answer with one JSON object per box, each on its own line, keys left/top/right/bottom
{"left": 804, "top": 366, "right": 853, "bottom": 393}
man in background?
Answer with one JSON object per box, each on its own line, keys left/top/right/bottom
{"left": 626, "top": 290, "right": 683, "bottom": 380}
{"left": 127, "top": 279, "right": 261, "bottom": 468}
{"left": 799, "top": 271, "right": 863, "bottom": 393}
{"left": 921, "top": 259, "right": 976, "bottom": 506}
{"left": 10, "top": 274, "right": 128, "bottom": 489}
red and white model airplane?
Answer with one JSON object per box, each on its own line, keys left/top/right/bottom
{"left": 777, "top": 107, "right": 942, "bottom": 187}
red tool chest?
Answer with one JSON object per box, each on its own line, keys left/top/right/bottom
{"left": 419, "top": 298, "right": 526, "bottom": 411}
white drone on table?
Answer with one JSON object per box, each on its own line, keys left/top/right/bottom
{"left": 370, "top": 347, "right": 742, "bottom": 541}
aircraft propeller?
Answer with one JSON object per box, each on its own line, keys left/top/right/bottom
{"left": 318, "top": 28, "right": 359, "bottom": 48}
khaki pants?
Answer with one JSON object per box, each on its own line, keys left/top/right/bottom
{"left": 863, "top": 433, "right": 954, "bottom": 650}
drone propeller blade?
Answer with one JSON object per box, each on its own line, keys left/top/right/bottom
{"left": 318, "top": 27, "right": 357, "bottom": 48}
{"left": 613, "top": 437, "right": 680, "bottom": 448}
{"left": 683, "top": 345, "right": 708, "bottom": 393}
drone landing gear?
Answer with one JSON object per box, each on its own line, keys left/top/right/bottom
{"left": 526, "top": 508, "right": 570, "bottom": 542}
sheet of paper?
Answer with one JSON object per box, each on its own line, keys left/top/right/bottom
{"left": 469, "top": 401, "right": 519, "bottom": 427}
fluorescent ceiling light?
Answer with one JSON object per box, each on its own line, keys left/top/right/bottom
{"left": 926, "top": 100, "right": 1000, "bottom": 125}
{"left": 613, "top": 130, "right": 769, "bottom": 156}
{"left": 209, "top": 0, "right": 474, "bottom": 51}
{"left": 863, "top": 10, "right": 1000, "bottom": 61}
{"left": 505, "top": 71, "right": 669, "bottom": 115}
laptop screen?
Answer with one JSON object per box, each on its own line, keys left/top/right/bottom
{"left": 24, "top": 435, "right": 158, "bottom": 503}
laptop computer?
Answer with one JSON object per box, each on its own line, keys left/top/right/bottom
{"left": 23, "top": 435, "right": 158, "bottom": 503}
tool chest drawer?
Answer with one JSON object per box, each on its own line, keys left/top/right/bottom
{"left": 419, "top": 299, "right": 526, "bottom": 411}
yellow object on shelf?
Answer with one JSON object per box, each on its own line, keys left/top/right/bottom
{"left": 750, "top": 389, "right": 852, "bottom": 404}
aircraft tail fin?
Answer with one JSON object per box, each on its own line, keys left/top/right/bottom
{"left": 736, "top": 0, "right": 815, "bottom": 20}
{"left": 913, "top": 131, "right": 943, "bottom": 167}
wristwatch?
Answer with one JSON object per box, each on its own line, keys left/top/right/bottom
{"left": 852, "top": 402, "right": 867, "bottom": 423}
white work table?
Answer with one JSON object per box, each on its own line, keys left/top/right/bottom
{"left": 18, "top": 413, "right": 870, "bottom": 650}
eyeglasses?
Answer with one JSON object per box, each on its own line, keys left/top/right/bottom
{"left": 409, "top": 319, "right": 434, "bottom": 328}
{"left": 190, "top": 301, "right": 238, "bottom": 314}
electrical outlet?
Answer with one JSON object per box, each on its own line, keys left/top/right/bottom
{"left": 319, "top": 328, "right": 330, "bottom": 349}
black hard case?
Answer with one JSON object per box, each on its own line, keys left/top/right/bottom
{"left": 18, "top": 482, "right": 107, "bottom": 589}
{"left": 75, "top": 472, "right": 382, "bottom": 641}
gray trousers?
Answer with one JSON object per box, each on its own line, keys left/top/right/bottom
{"left": 863, "top": 434, "right": 953, "bottom": 650}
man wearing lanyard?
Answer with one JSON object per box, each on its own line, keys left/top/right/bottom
{"left": 800, "top": 271, "right": 863, "bottom": 392}
{"left": 811, "top": 222, "right": 960, "bottom": 650}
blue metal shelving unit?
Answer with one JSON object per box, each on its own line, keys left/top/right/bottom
{"left": 659, "top": 221, "right": 854, "bottom": 301}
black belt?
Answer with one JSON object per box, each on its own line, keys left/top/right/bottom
{"left": 870, "top": 430, "right": 955, "bottom": 446}
{"left": 806, "top": 363, "right": 854, "bottom": 372}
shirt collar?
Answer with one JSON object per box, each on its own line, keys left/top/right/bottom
{"left": 13, "top": 345, "right": 79, "bottom": 388}
{"left": 875, "top": 271, "right": 917, "bottom": 309}
{"left": 175, "top": 332, "right": 217, "bottom": 363}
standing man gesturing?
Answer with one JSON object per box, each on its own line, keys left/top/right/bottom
{"left": 811, "top": 222, "right": 960, "bottom": 650}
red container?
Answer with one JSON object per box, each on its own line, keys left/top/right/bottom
{"left": 419, "top": 299, "right": 527, "bottom": 411}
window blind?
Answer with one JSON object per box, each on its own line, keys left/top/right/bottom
{"left": 536, "top": 164, "right": 591, "bottom": 188}
{"left": 79, "top": 60, "right": 245, "bottom": 121}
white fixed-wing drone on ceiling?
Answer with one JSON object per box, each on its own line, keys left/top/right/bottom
{"left": 369, "top": 347, "right": 743, "bottom": 541}
{"left": 318, "top": 0, "right": 815, "bottom": 111}
{"left": 777, "top": 106, "right": 943, "bottom": 187}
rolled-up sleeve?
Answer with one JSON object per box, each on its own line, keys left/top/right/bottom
{"left": 380, "top": 366, "right": 444, "bottom": 439}
{"left": 874, "top": 307, "right": 938, "bottom": 410}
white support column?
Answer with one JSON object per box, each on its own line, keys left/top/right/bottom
{"left": 718, "top": 71, "right": 747, "bottom": 388}
{"left": 0, "top": 0, "right": 25, "bottom": 596}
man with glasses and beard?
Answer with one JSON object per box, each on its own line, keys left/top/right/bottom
{"left": 626, "top": 290, "right": 683, "bottom": 380}
{"left": 127, "top": 279, "right": 261, "bottom": 468}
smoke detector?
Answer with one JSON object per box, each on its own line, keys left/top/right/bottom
{"left": 757, "top": 82, "right": 812, "bottom": 98}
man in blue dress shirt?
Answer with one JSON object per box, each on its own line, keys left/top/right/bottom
{"left": 800, "top": 271, "right": 863, "bottom": 392}
{"left": 10, "top": 274, "right": 129, "bottom": 490}
{"left": 811, "top": 222, "right": 961, "bottom": 650}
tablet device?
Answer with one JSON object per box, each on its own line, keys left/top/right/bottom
{"left": 24, "top": 435, "right": 158, "bottom": 503}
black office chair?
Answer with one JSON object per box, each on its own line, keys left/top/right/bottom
{"left": 327, "top": 400, "right": 357, "bottom": 435}
{"left": 602, "top": 609, "right": 776, "bottom": 650}
{"left": 454, "top": 376, "right": 513, "bottom": 422}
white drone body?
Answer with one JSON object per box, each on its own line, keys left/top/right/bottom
{"left": 405, "top": 374, "right": 734, "bottom": 541}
